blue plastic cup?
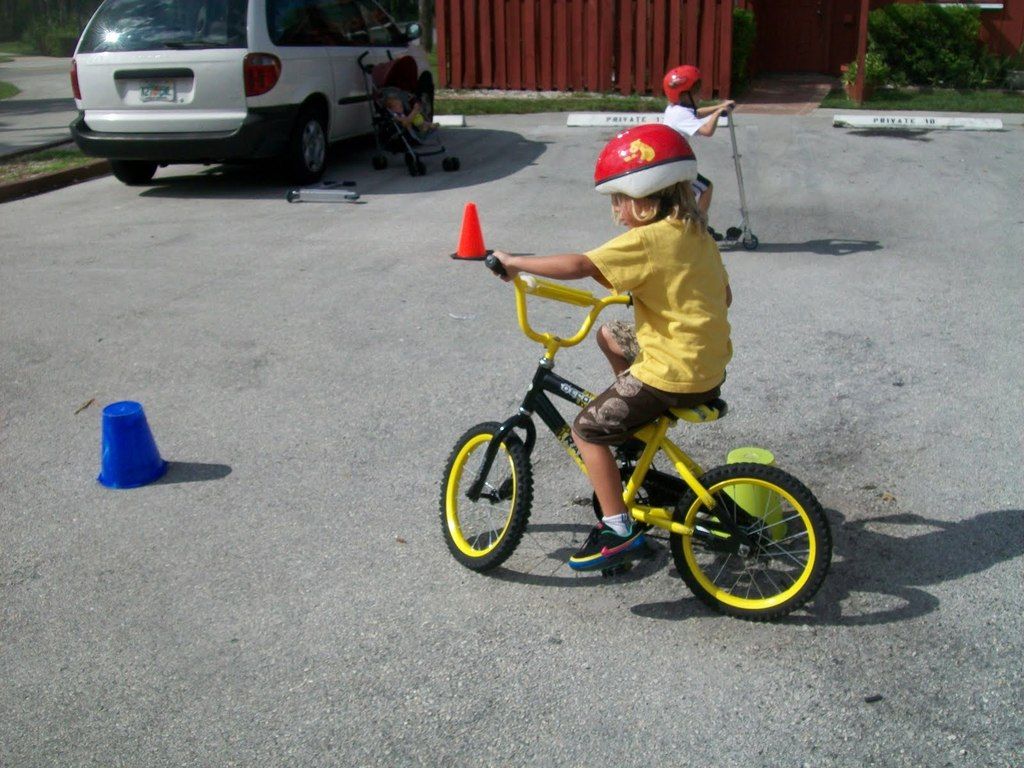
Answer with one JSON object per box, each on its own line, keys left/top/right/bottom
{"left": 97, "top": 401, "right": 168, "bottom": 489}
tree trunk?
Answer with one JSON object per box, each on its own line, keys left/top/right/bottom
{"left": 419, "top": 0, "right": 433, "bottom": 53}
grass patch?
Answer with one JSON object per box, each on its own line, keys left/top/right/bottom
{"left": 0, "top": 80, "right": 20, "bottom": 99}
{"left": 436, "top": 91, "right": 666, "bottom": 115}
{"left": 821, "top": 86, "right": 1024, "bottom": 112}
{"left": 0, "top": 146, "right": 100, "bottom": 185}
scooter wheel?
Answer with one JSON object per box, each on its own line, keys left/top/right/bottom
{"left": 742, "top": 235, "right": 759, "bottom": 251}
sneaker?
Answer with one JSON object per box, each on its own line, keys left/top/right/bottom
{"left": 568, "top": 522, "right": 646, "bottom": 571}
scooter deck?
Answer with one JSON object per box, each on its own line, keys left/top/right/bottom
{"left": 286, "top": 180, "right": 360, "bottom": 203}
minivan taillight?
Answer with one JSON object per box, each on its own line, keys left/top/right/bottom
{"left": 71, "top": 59, "right": 81, "bottom": 100}
{"left": 243, "top": 53, "right": 281, "bottom": 97}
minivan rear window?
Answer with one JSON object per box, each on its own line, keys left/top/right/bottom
{"left": 267, "top": 0, "right": 406, "bottom": 47}
{"left": 79, "top": 0, "right": 249, "bottom": 53}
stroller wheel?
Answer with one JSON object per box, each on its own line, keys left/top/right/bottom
{"left": 405, "top": 152, "right": 419, "bottom": 176}
{"left": 416, "top": 159, "right": 427, "bottom": 176}
{"left": 372, "top": 154, "right": 388, "bottom": 170}
{"left": 442, "top": 156, "right": 461, "bottom": 172}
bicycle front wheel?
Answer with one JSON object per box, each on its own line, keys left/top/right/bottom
{"left": 670, "top": 463, "right": 832, "bottom": 621}
{"left": 440, "top": 422, "right": 533, "bottom": 571}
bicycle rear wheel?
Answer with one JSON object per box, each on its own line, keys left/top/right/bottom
{"left": 440, "top": 422, "right": 533, "bottom": 571}
{"left": 670, "top": 463, "right": 831, "bottom": 621}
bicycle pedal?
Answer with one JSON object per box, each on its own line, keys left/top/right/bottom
{"left": 601, "top": 561, "right": 633, "bottom": 578}
{"left": 635, "top": 538, "right": 657, "bottom": 558}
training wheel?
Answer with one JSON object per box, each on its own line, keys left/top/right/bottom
{"left": 742, "top": 234, "right": 759, "bottom": 251}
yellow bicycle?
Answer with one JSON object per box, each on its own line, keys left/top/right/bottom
{"left": 440, "top": 259, "right": 832, "bottom": 621}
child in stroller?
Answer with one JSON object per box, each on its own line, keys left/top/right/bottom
{"left": 383, "top": 89, "right": 438, "bottom": 136}
{"left": 359, "top": 53, "right": 460, "bottom": 176}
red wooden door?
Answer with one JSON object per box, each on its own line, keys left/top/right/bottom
{"left": 756, "top": 0, "right": 828, "bottom": 72}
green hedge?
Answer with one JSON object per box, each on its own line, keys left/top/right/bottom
{"left": 731, "top": 8, "right": 756, "bottom": 93}
{"left": 869, "top": 4, "right": 1005, "bottom": 88}
{"left": 22, "top": 18, "right": 81, "bottom": 56}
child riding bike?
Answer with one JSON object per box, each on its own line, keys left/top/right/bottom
{"left": 492, "top": 123, "right": 732, "bottom": 573}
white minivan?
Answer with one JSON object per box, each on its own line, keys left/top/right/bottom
{"left": 70, "top": 0, "right": 431, "bottom": 185}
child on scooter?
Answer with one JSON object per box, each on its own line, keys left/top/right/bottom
{"left": 491, "top": 124, "right": 732, "bottom": 572}
{"left": 662, "top": 65, "right": 735, "bottom": 239}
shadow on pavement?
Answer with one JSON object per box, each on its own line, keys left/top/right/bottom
{"left": 153, "top": 461, "right": 232, "bottom": 485}
{"left": 0, "top": 96, "right": 76, "bottom": 117}
{"left": 137, "top": 127, "right": 547, "bottom": 201}
{"left": 486, "top": 522, "right": 671, "bottom": 589}
{"left": 743, "top": 238, "right": 884, "bottom": 256}
{"left": 849, "top": 128, "right": 934, "bottom": 142}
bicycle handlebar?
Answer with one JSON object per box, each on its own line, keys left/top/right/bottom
{"left": 485, "top": 257, "right": 630, "bottom": 355}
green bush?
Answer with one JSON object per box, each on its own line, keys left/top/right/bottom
{"left": 869, "top": 4, "right": 1005, "bottom": 88}
{"left": 731, "top": 8, "right": 756, "bottom": 93}
{"left": 22, "top": 18, "right": 82, "bottom": 56}
{"left": 841, "top": 52, "right": 891, "bottom": 88}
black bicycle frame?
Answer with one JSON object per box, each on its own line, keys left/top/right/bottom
{"left": 462, "top": 361, "right": 756, "bottom": 552}
{"left": 465, "top": 361, "right": 593, "bottom": 502}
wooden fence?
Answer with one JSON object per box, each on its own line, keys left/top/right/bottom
{"left": 436, "top": 0, "right": 737, "bottom": 98}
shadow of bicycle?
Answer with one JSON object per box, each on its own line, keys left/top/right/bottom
{"left": 631, "top": 508, "right": 1024, "bottom": 625}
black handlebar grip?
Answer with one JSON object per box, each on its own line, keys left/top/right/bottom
{"left": 484, "top": 253, "right": 507, "bottom": 277}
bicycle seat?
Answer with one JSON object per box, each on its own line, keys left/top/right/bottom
{"left": 669, "top": 398, "right": 728, "bottom": 424}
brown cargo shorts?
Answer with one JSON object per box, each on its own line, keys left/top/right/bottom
{"left": 573, "top": 370, "right": 722, "bottom": 446}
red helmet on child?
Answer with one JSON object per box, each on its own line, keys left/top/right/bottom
{"left": 663, "top": 65, "right": 701, "bottom": 103}
{"left": 594, "top": 124, "right": 697, "bottom": 198}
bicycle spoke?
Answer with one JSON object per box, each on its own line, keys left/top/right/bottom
{"left": 758, "top": 566, "right": 784, "bottom": 596}
{"left": 712, "top": 554, "right": 734, "bottom": 585}
{"left": 760, "top": 541, "right": 810, "bottom": 568}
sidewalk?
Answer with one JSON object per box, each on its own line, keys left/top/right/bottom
{"left": 0, "top": 55, "right": 77, "bottom": 158}
{"left": 737, "top": 74, "right": 836, "bottom": 116}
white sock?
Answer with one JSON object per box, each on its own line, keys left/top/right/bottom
{"left": 602, "top": 513, "right": 630, "bottom": 536}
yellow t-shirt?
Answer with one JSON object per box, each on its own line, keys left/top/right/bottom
{"left": 585, "top": 218, "right": 732, "bottom": 393}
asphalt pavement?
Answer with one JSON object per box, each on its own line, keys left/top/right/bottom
{"left": 0, "top": 107, "right": 1022, "bottom": 767}
{"left": 0, "top": 55, "right": 77, "bottom": 157}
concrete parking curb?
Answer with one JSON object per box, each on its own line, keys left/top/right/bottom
{"left": 0, "top": 158, "right": 110, "bottom": 204}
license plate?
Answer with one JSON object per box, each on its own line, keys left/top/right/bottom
{"left": 140, "top": 80, "right": 175, "bottom": 103}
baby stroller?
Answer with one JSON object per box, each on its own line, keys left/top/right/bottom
{"left": 358, "top": 52, "right": 460, "bottom": 176}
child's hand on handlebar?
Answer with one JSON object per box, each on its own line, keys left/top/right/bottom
{"left": 490, "top": 250, "right": 521, "bottom": 282}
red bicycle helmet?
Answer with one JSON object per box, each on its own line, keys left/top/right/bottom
{"left": 663, "top": 65, "right": 701, "bottom": 103}
{"left": 594, "top": 124, "right": 697, "bottom": 198}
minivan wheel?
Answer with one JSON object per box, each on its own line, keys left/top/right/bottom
{"left": 110, "top": 160, "right": 158, "bottom": 186}
{"left": 283, "top": 106, "right": 327, "bottom": 185}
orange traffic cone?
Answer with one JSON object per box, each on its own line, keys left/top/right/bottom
{"left": 450, "top": 202, "right": 491, "bottom": 261}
